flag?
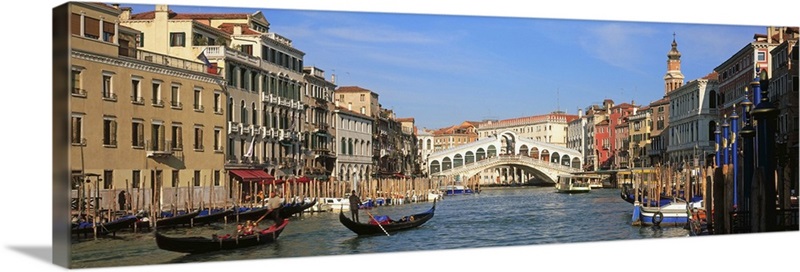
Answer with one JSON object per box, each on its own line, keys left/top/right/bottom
{"left": 197, "top": 51, "right": 212, "bottom": 68}
{"left": 244, "top": 136, "right": 256, "bottom": 158}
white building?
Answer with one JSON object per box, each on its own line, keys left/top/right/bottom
{"left": 666, "top": 72, "right": 720, "bottom": 167}
{"left": 477, "top": 112, "right": 577, "bottom": 147}
{"left": 334, "top": 107, "right": 374, "bottom": 187}
{"left": 416, "top": 128, "right": 435, "bottom": 177}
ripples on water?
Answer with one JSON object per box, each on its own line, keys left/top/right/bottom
{"left": 70, "top": 187, "right": 689, "bottom": 268}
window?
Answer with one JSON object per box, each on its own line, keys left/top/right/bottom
{"left": 152, "top": 81, "right": 162, "bottom": 106}
{"left": 131, "top": 78, "right": 143, "bottom": 104}
{"left": 214, "top": 92, "right": 222, "bottom": 113}
{"left": 84, "top": 17, "right": 99, "bottom": 39}
{"left": 102, "top": 72, "right": 115, "bottom": 100}
{"left": 103, "top": 170, "right": 113, "bottom": 189}
{"left": 193, "top": 33, "right": 204, "bottom": 46}
{"left": 102, "top": 21, "right": 115, "bottom": 42}
{"left": 194, "top": 126, "right": 204, "bottom": 150}
{"left": 171, "top": 84, "right": 181, "bottom": 108}
{"left": 214, "top": 170, "right": 220, "bottom": 186}
{"left": 71, "top": 114, "right": 84, "bottom": 145}
{"left": 137, "top": 33, "right": 144, "bottom": 47}
{"left": 194, "top": 170, "right": 201, "bottom": 186}
{"left": 171, "top": 124, "right": 182, "bottom": 150}
{"left": 71, "top": 68, "right": 84, "bottom": 96}
{"left": 132, "top": 120, "right": 144, "bottom": 148}
{"left": 103, "top": 117, "right": 117, "bottom": 147}
{"left": 240, "top": 44, "right": 253, "bottom": 55}
{"left": 132, "top": 170, "right": 141, "bottom": 188}
{"left": 151, "top": 123, "right": 164, "bottom": 151}
{"left": 360, "top": 94, "right": 365, "bottom": 101}
{"left": 193, "top": 88, "right": 203, "bottom": 111}
{"left": 757, "top": 51, "right": 766, "bottom": 61}
{"left": 360, "top": 106, "right": 366, "bottom": 114}
{"left": 339, "top": 94, "right": 344, "bottom": 101}
{"left": 170, "top": 32, "right": 185, "bottom": 47}
{"left": 214, "top": 128, "right": 222, "bottom": 151}
{"left": 172, "top": 170, "right": 179, "bottom": 187}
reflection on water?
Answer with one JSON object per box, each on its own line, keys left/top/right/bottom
{"left": 70, "top": 187, "right": 689, "bottom": 268}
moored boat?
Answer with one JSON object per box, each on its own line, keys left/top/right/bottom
{"left": 71, "top": 214, "right": 138, "bottom": 238}
{"left": 555, "top": 174, "right": 591, "bottom": 194}
{"left": 439, "top": 185, "right": 474, "bottom": 195}
{"left": 192, "top": 208, "right": 234, "bottom": 226}
{"left": 156, "top": 210, "right": 201, "bottom": 229}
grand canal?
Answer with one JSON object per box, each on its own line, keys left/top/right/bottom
{"left": 69, "top": 186, "right": 695, "bottom": 268}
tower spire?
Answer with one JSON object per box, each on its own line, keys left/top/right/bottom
{"left": 664, "top": 32, "right": 685, "bottom": 94}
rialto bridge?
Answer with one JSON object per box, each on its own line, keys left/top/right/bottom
{"left": 427, "top": 131, "right": 582, "bottom": 185}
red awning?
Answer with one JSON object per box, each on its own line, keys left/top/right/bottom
{"left": 295, "top": 176, "right": 310, "bottom": 183}
{"left": 229, "top": 169, "right": 274, "bottom": 182}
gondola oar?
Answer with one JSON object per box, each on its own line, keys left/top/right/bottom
{"left": 365, "top": 210, "right": 390, "bottom": 237}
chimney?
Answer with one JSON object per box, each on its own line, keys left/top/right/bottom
{"left": 119, "top": 7, "right": 131, "bottom": 21}
{"left": 331, "top": 73, "right": 336, "bottom": 84}
{"left": 233, "top": 25, "right": 243, "bottom": 35}
{"left": 155, "top": 4, "right": 169, "bottom": 21}
{"left": 112, "top": 4, "right": 120, "bottom": 9}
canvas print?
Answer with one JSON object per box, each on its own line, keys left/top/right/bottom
{"left": 52, "top": 1, "right": 799, "bottom": 270}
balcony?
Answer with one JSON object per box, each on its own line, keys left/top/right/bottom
{"left": 170, "top": 100, "right": 183, "bottom": 110}
{"left": 102, "top": 92, "right": 117, "bottom": 102}
{"left": 146, "top": 140, "right": 173, "bottom": 157}
{"left": 122, "top": 48, "right": 223, "bottom": 76}
{"left": 71, "top": 88, "right": 87, "bottom": 98}
{"left": 151, "top": 98, "right": 164, "bottom": 107}
{"left": 131, "top": 96, "right": 144, "bottom": 105}
{"left": 193, "top": 104, "right": 205, "bottom": 112}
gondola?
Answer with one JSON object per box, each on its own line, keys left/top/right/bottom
{"left": 279, "top": 198, "right": 317, "bottom": 218}
{"left": 191, "top": 208, "right": 234, "bottom": 226}
{"left": 155, "top": 210, "right": 201, "bottom": 229}
{"left": 154, "top": 219, "right": 289, "bottom": 254}
{"left": 71, "top": 214, "right": 138, "bottom": 237}
{"left": 230, "top": 206, "right": 274, "bottom": 222}
{"left": 339, "top": 200, "right": 435, "bottom": 236}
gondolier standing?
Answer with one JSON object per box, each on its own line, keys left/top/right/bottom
{"left": 266, "top": 191, "right": 283, "bottom": 226}
{"left": 118, "top": 190, "right": 127, "bottom": 211}
{"left": 349, "top": 190, "right": 361, "bottom": 222}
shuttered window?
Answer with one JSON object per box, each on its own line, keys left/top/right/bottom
{"left": 102, "top": 21, "right": 115, "bottom": 42}
{"left": 71, "top": 13, "right": 81, "bottom": 35}
{"left": 84, "top": 17, "right": 99, "bottom": 38}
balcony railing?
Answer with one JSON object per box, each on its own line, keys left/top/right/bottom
{"left": 194, "top": 104, "right": 205, "bottom": 112}
{"left": 151, "top": 98, "right": 164, "bottom": 107}
{"left": 170, "top": 101, "right": 183, "bottom": 109}
{"left": 146, "top": 140, "right": 173, "bottom": 157}
{"left": 120, "top": 48, "right": 223, "bottom": 76}
{"left": 71, "top": 88, "right": 87, "bottom": 97}
{"left": 131, "top": 96, "right": 144, "bottom": 105}
{"left": 102, "top": 92, "right": 117, "bottom": 101}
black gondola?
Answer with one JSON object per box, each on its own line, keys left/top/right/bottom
{"left": 279, "top": 198, "right": 317, "bottom": 218}
{"left": 71, "top": 215, "right": 138, "bottom": 238}
{"left": 156, "top": 210, "right": 201, "bottom": 229}
{"left": 154, "top": 219, "right": 289, "bottom": 254}
{"left": 192, "top": 208, "right": 234, "bottom": 226}
{"left": 339, "top": 200, "right": 435, "bottom": 236}
{"left": 230, "top": 206, "right": 274, "bottom": 222}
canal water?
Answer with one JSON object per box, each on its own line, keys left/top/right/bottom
{"left": 70, "top": 186, "right": 689, "bottom": 269}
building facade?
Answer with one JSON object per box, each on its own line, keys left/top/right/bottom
{"left": 302, "top": 66, "right": 337, "bottom": 181}
{"left": 69, "top": 3, "right": 226, "bottom": 207}
{"left": 334, "top": 107, "right": 373, "bottom": 185}
{"left": 477, "top": 112, "right": 577, "bottom": 146}
{"left": 666, "top": 73, "right": 720, "bottom": 167}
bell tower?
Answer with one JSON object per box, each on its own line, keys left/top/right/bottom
{"left": 664, "top": 33, "right": 685, "bottom": 94}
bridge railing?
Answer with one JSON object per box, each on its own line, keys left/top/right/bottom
{"left": 435, "top": 154, "right": 577, "bottom": 176}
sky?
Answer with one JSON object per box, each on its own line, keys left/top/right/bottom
{"left": 1, "top": 1, "right": 798, "bottom": 272}
{"left": 117, "top": 1, "right": 772, "bottom": 130}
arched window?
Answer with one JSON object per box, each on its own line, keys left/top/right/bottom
{"left": 442, "top": 157, "right": 452, "bottom": 171}
{"left": 240, "top": 100, "right": 247, "bottom": 125}
{"left": 341, "top": 138, "right": 347, "bottom": 154}
{"left": 453, "top": 154, "right": 463, "bottom": 168}
{"left": 228, "top": 98, "right": 234, "bottom": 122}
{"left": 348, "top": 139, "right": 353, "bottom": 155}
{"left": 426, "top": 139, "right": 432, "bottom": 150}
{"left": 251, "top": 102, "right": 257, "bottom": 126}
{"left": 465, "top": 151, "right": 475, "bottom": 164}
{"left": 429, "top": 161, "right": 441, "bottom": 174}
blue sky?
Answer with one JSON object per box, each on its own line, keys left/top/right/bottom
{"left": 120, "top": 2, "right": 770, "bottom": 130}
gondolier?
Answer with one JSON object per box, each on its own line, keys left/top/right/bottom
{"left": 266, "top": 191, "right": 283, "bottom": 226}
{"left": 348, "top": 190, "right": 361, "bottom": 222}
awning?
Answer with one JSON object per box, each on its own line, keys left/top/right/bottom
{"left": 229, "top": 169, "right": 274, "bottom": 182}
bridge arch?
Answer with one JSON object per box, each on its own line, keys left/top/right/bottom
{"left": 426, "top": 130, "right": 582, "bottom": 184}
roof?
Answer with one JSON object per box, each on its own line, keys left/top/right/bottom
{"left": 334, "top": 106, "right": 372, "bottom": 120}
{"left": 648, "top": 96, "right": 670, "bottom": 106}
{"left": 396, "top": 117, "right": 415, "bottom": 123}
{"left": 336, "top": 86, "right": 373, "bottom": 94}
{"left": 218, "top": 23, "right": 262, "bottom": 35}
{"left": 129, "top": 10, "right": 250, "bottom": 20}
{"left": 702, "top": 71, "right": 719, "bottom": 80}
